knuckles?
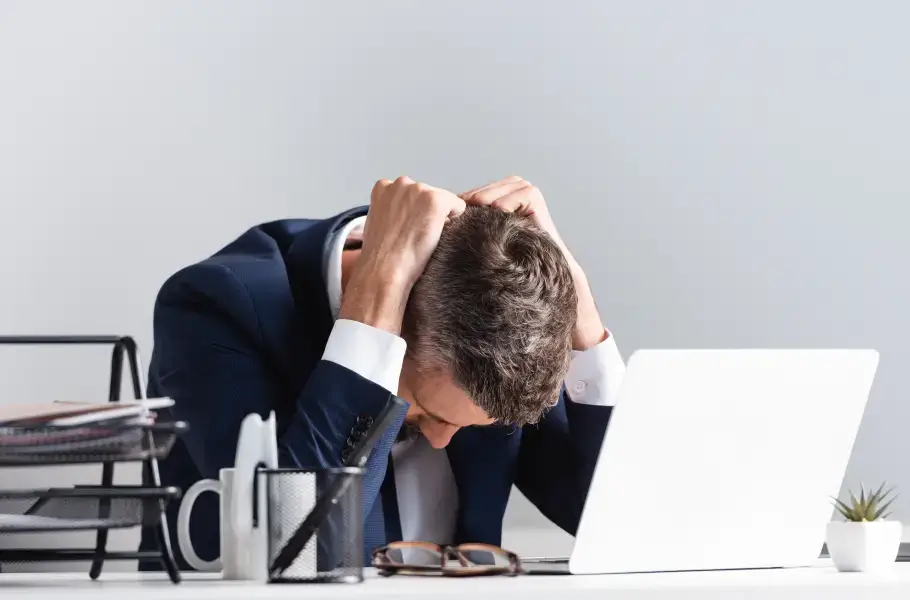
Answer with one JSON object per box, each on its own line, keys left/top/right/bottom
{"left": 371, "top": 179, "right": 392, "bottom": 198}
{"left": 413, "top": 184, "right": 443, "bottom": 210}
{"left": 374, "top": 176, "right": 455, "bottom": 217}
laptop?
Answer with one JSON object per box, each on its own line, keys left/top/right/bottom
{"left": 523, "top": 349, "right": 879, "bottom": 575}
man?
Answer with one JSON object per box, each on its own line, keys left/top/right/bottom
{"left": 140, "top": 176, "right": 625, "bottom": 568}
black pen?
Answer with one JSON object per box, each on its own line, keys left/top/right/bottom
{"left": 268, "top": 394, "right": 406, "bottom": 577}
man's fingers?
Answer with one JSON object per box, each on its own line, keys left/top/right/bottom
{"left": 431, "top": 187, "right": 467, "bottom": 218}
{"left": 491, "top": 184, "right": 536, "bottom": 216}
{"left": 459, "top": 176, "right": 524, "bottom": 200}
{"left": 464, "top": 179, "right": 527, "bottom": 206}
{"left": 460, "top": 176, "right": 521, "bottom": 199}
{"left": 388, "top": 175, "right": 414, "bottom": 198}
{"left": 448, "top": 195, "right": 467, "bottom": 218}
{"left": 372, "top": 179, "right": 393, "bottom": 204}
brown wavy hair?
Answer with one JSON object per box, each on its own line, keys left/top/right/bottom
{"left": 402, "top": 206, "right": 577, "bottom": 425}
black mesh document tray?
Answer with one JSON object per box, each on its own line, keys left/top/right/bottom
{"left": 0, "top": 335, "right": 186, "bottom": 582}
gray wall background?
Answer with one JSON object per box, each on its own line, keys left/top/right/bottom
{"left": 1, "top": 0, "right": 908, "bottom": 568}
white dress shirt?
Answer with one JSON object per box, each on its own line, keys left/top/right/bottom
{"left": 321, "top": 216, "right": 626, "bottom": 545}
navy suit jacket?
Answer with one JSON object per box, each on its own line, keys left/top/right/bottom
{"left": 140, "top": 207, "right": 613, "bottom": 568}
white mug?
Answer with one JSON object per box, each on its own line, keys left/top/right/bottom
{"left": 177, "top": 468, "right": 259, "bottom": 579}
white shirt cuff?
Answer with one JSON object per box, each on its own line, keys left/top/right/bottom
{"left": 564, "top": 333, "right": 626, "bottom": 406}
{"left": 321, "top": 319, "right": 406, "bottom": 395}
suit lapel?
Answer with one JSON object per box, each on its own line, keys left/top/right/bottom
{"left": 284, "top": 205, "right": 368, "bottom": 336}
{"left": 282, "top": 206, "right": 370, "bottom": 391}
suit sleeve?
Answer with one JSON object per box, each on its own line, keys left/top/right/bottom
{"left": 151, "top": 263, "right": 407, "bottom": 524}
{"left": 514, "top": 335, "right": 625, "bottom": 535}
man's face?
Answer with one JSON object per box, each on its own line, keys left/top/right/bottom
{"left": 400, "top": 365, "right": 496, "bottom": 449}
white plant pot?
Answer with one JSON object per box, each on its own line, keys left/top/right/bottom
{"left": 826, "top": 520, "right": 903, "bottom": 573}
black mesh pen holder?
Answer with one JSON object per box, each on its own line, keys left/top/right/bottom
{"left": 260, "top": 467, "right": 365, "bottom": 584}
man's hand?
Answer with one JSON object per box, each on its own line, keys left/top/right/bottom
{"left": 460, "top": 176, "right": 608, "bottom": 351}
{"left": 340, "top": 176, "right": 466, "bottom": 335}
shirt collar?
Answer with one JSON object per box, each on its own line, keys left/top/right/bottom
{"left": 324, "top": 215, "right": 367, "bottom": 318}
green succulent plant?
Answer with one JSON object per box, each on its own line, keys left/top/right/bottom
{"left": 832, "top": 482, "right": 898, "bottom": 522}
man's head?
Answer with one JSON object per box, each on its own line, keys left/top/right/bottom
{"left": 399, "top": 206, "right": 577, "bottom": 448}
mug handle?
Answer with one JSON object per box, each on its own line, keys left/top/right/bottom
{"left": 176, "top": 478, "right": 223, "bottom": 572}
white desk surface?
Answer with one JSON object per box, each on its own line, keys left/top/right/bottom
{"left": 2, "top": 562, "right": 910, "bottom": 600}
